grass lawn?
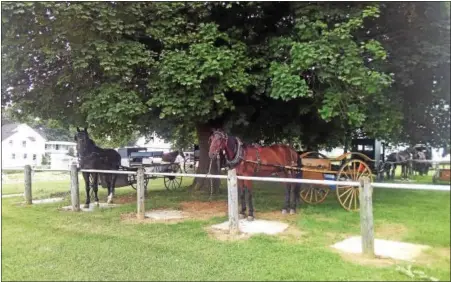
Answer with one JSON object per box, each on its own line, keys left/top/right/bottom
{"left": 1, "top": 169, "right": 450, "bottom": 281}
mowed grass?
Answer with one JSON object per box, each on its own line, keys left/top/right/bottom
{"left": 1, "top": 171, "right": 450, "bottom": 281}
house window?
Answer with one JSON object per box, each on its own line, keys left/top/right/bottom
{"left": 45, "top": 144, "right": 49, "bottom": 149}
{"left": 24, "top": 153, "right": 27, "bottom": 159}
{"left": 55, "top": 144, "right": 60, "bottom": 150}
{"left": 33, "top": 154, "right": 37, "bottom": 160}
{"left": 364, "top": 145, "right": 374, "bottom": 151}
{"left": 9, "top": 140, "right": 13, "bottom": 146}
{"left": 22, "top": 141, "right": 26, "bottom": 148}
{"left": 12, "top": 154, "right": 15, "bottom": 159}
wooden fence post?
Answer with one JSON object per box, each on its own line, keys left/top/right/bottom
{"left": 137, "top": 167, "right": 145, "bottom": 220}
{"left": 359, "top": 176, "right": 375, "bottom": 257}
{"left": 24, "top": 165, "right": 32, "bottom": 205}
{"left": 227, "top": 169, "right": 240, "bottom": 234}
{"left": 70, "top": 164, "right": 80, "bottom": 212}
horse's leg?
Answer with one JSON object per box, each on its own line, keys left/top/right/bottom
{"left": 290, "top": 182, "right": 297, "bottom": 215}
{"left": 238, "top": 179, "right": 246, "bottom": 219}
{"left": 282, "top": 184, "right": 291, "bottom": 215}
{"left": 93, "top": 173, "right": 99, "bottom": 206}
{"left": 294, "top": 176, "right": 301, "bottom": 208}
{"left": 403, "top": 164, "right": 407, "bottom": 179}
{"left": 391, "top": 164, "right": 396, "bottom": 180}
{"left": 107, "top": 174, "right": 114, "bottom": 204}
{"left": 82, "top": 172, "right": 91, "bottom": 208}
{"left": 108, "top": 173, "right": 117, "bottom": 204}
{"left": 245, "top": 180, "right": 254, "bottom": 221}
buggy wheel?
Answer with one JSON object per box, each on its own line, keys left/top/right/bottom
{"left": 129, "top": 174, "right": 150, "bottom": 190}
{"left": 164, "top": 163, "right": 183, "bottom": 191}
{"left": 183, "top": 160, "right": 197, "bottom": 174}
{"left": 336, "top": 159, "right": 373, "bottom": 212}
{"left": 300, "top": 184, "right": 329, "bottom": 204}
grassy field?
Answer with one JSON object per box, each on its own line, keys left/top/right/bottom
{"left": 1, "top": 170, "right": 450, "bottom": 281}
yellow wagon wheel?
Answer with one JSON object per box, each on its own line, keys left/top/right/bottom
{"left": 336, "top": 159, "right": 373, "bottom": 212}
{"left": 300, "top": 184, "right": 330, "bottom": 204}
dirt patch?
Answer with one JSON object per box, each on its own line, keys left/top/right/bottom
{"left": 120, "top": 212, "right": 185, "bottom": 225}
{"left": 415, "top": 247, "right": 451, "bottom": 266}
{"left": 179, "top": 200, "right": 228, "bottom": 220}
{"left": 375, "top": 223, "right": 408, "bottom": 241}
{"left": 120, "top": 200, "right": 228, "bottom": 224}
{"left": 114, "top": 194, "right": 137, "bottom": 205}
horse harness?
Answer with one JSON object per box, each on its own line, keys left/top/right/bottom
{"left": 225, "top": 136, "right": 290, "bottom": 176}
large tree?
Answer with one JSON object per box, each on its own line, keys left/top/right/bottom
{"left": 2, "top": 2, "right": 449, "bottom": 192}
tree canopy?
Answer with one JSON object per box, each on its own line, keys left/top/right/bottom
{"left": 2, "top": 2, "right": 450, "bottom": 190}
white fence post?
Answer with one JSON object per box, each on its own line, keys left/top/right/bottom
{"left": 137, "top": 167, "right": 146, "bottom": 220}
{"left": 227, "top": 169, "right": 240, "bottom": 234}
{"left": 70, "top": 164, "right": 80, "bottom": 211}
{"left": 24, "top": 165, "right": 32, "bottom": 204}
{"left": 359, "top": 176, "right": 375, "bottom": 257}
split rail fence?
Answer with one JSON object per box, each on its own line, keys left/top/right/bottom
{"left": 2, "top": 160, "right": 450, "bottom": 258}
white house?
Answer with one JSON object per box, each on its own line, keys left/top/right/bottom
{"left": 1, "top": 123, "right": 47, "bottom": 168}
{"left": 45, "top": 141, "right": 77, "bottom": 170}
{"left": 135, "top": 132, "right": 172, "bottom": 152}
{"left": 1, "top": 123, "right": 78, "bottom": 169}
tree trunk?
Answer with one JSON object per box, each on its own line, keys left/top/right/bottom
{"left": 191, "top": 123, "right": 221, "bottom": 194}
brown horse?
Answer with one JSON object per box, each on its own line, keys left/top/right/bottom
{"left": 208, "top": 130, "right": 301, "bottom": 221}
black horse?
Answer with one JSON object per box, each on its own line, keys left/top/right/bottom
{"left": 74, "top": 127, "right": 121, "bottom": 207}
{"left": 384, "top": 147, "right": 416, "bottom": 180}
{"left": 412, "top": 150, "right": 429, "bottom": 176}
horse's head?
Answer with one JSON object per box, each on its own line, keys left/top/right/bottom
{"left": 208, "top": 129, "right": 228, "bottom": 159}
{"left": 74, "top": 127, "right": 90, "bottom": 150}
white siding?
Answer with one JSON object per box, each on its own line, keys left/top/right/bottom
{"left": 1, "top": 124, "right": 46, "bottom": 168}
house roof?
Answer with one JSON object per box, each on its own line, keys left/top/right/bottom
{"left": 1, "top": 123, "right": 46, "bottom": 141}
{"left": 1, "top": 123, "right": 20, "bottom": 141}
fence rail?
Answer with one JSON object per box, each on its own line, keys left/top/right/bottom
{"left": 5, "top": 164, "right": 450, "bottom": 259}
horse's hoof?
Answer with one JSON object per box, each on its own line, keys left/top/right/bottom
{"left": 281, "top": 209, "right": 287, "bottom": 215}
{"left": 94, "top": 201, "right": 99, "bottom": 207}
{"left": 83, "top": 204, "right": 90, "bottom": 209}
{"left": 239, "top": 213, "right": 246, "bottom": 219}
{"left": 247, "top": 216, "right": 254, "bottom": 222}
{"left": 290, "top": 209, "right": 296, "bottom": 215}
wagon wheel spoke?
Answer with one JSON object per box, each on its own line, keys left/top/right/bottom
{"left": 346, "top": 188, "right": 354, "bottom": 211}
{"left": 175, "top": 177, "right": 182, "bottom": 188}
{"left": 337, "top": 186, "right": 353, "bottom": 198}
{"left": 173, "top": 178, "right": 179, "bottom": 189}
{"left": 302, "top": 186, "right": 311, "bottom": 198}
{"left": 309, "top": 186, "right": 314, "bottom": 202}
{"left": 314, "top": 187, "right": 318, "bottom": 202}
{"left": 352, "top": 162, "right": 358, "bottom": 180}
{"left": 341, "top": 169, "right": 352, "bottom": 180}
{"left": 354, "top": 189, "right": 358, "bottom": 210}
{"left": 343, "top": 187, "right": 354, "bottom": 206}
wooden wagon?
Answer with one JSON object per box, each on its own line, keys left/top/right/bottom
{"left": 432, "top": 162, "right": 451, "bottom": 184}
{"left": 298, "top": 151, "right": 375, "bottom": 211}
